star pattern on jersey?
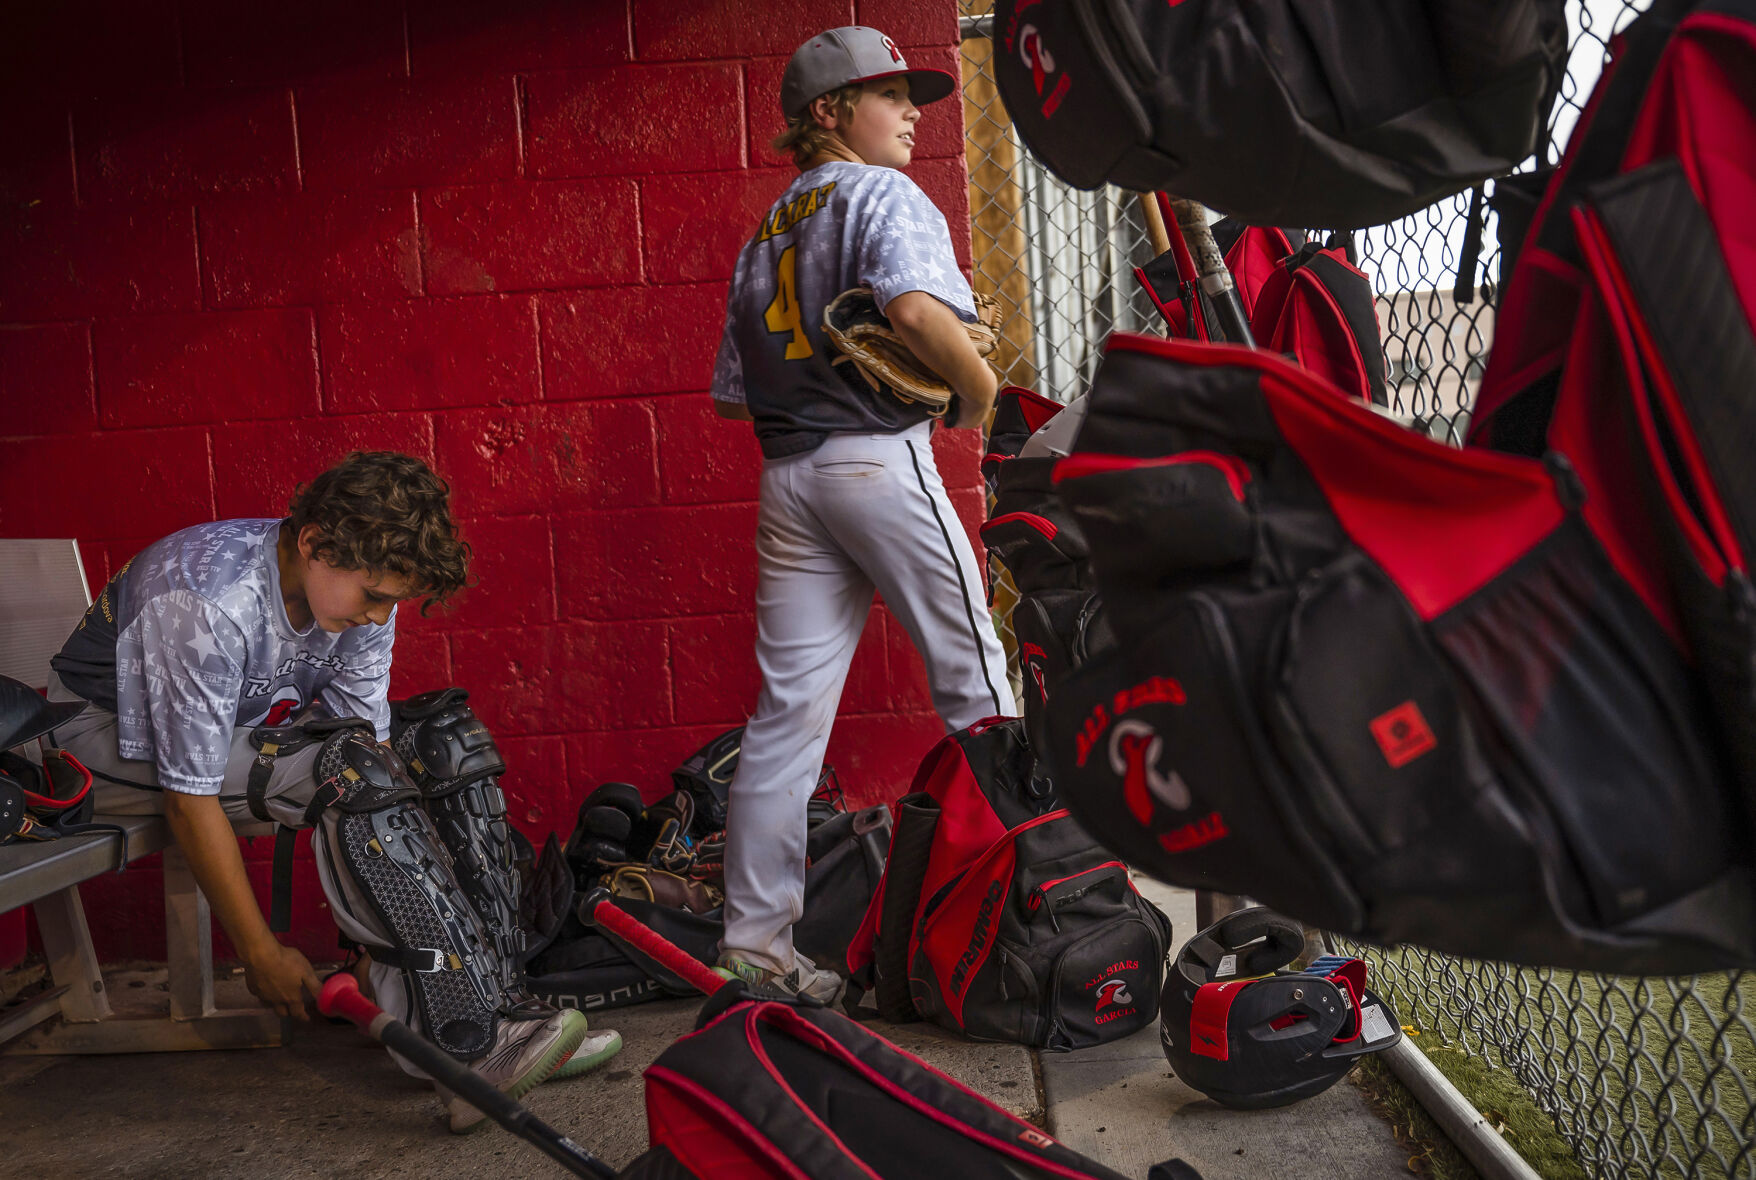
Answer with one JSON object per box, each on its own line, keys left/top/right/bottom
{"left": 186, "top": 629, "right": 223, "bottom": 665}
{"left": 97, "top": 519, "right": 397, "bottom": 791}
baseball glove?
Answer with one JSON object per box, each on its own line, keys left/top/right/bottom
{"left": 823, "top": 287, "right": 1002, "bottom": 416}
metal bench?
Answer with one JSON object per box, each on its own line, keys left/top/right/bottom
{"left": 1, "top": 814, "right": 284, "bottom": 1053}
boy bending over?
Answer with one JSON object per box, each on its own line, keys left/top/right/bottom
{"left": 48, "top": 451, "right": 618, "bottom": 1132}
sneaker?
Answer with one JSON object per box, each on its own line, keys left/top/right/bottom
{"left": 714, "top": 951, "right": 844, "bottom": 1005}
{"left": 546, "top": 1027, "right": 623, "bottom": 1080}
{"left": 438, "top": 1008, "right": 589, "bottom": 1134}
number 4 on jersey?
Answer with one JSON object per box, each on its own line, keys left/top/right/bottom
{"left": 764, "top": 244, "right": 814, "bottom": 360}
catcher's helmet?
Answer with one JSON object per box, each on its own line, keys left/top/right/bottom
{"left": 1159, "top": 907, "right": 1401, "bottom": 1109}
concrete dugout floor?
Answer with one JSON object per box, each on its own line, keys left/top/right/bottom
{"left": 2, "top": 884, "right": 1414, "bottom": 1178}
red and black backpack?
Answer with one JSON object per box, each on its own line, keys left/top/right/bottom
{"left": 1134, "top": 210, "right": 1388, "bottom": 406}
{"left": 1040, "top": 0, "right": 1756, "bottom": 976}
{"left": 847, "top": 718, "right": 1171, "bottom": 1050}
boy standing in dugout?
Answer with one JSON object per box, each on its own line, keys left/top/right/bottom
{"left": 45, "top": 451, "right": 620, "bottom": 1133}
{"left": 710, "top": 28, "right": 1013, "bottom": 1000}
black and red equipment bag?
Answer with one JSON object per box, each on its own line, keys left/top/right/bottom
{"left": 990, "top": 0, "right": 1566, "bottom": 227}
{"left": 847, "top": 718, "right": 1171, "bottom": 1049}
{"left": 1038, "top": 0, "right": 1756, "bottom": 975}
{"left": 1134, "top": 209, "right": 1389, "bottom": 407}
{"left": 586, "top": 899, "right": 1186, "bottom": 1180}
{"left": 981, "top": 405, "right": 1114, "bottom": 761}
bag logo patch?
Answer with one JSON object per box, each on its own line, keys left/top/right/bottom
{"left": 1018, "top": 1128, "right": 1055, "bottom": 1150}
{"left": 1094, "top": 977, "right": 1138, "bottom": 1025}
{"left": 1110, "top": 719, "right": 1191, "bottom": 820}
{"left": 1095, "top": 979, "right": 1132, "bottom": 1009}
{"left": 1369, "top": 700, "right": 1437, "bottom": 767}
{"left": 1022, "top": 641, "right": 1049, "bottom": 704}
{"left": 1016, "top": 23, "right": 1071, "bottom": 118}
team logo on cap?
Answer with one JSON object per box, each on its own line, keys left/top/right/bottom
{"left": 880, "top": 34, "right": 903, "bottom": 64}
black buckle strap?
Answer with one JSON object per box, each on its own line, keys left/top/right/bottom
{"left": 246, "top": 748, "right": 277, "bottom": 825}
{"left": 370, "top": 945, "right": 450, "bottom": 973}
{"left": 269, "top": 826, "right": 298, "bottom": 932}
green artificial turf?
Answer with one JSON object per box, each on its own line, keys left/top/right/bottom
{"left": 1340, "top": 941, "right": 1756, "bottom": 1179}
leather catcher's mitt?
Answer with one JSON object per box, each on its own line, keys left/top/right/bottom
{"left": 823, "top": 288, "right": 1001, "bottom": 416}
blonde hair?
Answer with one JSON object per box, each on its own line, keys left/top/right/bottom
{"left": 771, "top": 83, "right": 864, "bottom": 168}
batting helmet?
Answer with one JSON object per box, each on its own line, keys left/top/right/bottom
{"left": 1159, "top": 907, "right": 1401, "bottom": 1109}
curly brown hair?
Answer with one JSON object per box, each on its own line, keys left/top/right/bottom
{"left": 286, "top": 451, "right": 471, "bottom": 614}
{"left": 772, "top": 82, "right": 864, "bottom": 168}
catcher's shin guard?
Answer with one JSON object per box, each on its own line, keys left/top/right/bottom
{"left": 314, "top": 727, "right": 507, "bottom": 1060}
{"left": 391, "top": 689, "right": 525, "bottom": 994}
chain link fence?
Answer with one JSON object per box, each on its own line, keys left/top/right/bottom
{"left": 961, "top": 2, "right": 1756, "bottom": 1176}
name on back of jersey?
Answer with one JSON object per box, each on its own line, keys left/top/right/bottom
{"left": 756, "top": 181, "right": 837, "bottom": 244}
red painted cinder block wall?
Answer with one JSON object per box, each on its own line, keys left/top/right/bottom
{"left": 0, "top": 0, "right": 979, "bottom": 963}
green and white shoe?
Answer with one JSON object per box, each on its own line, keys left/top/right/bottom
{"left": 714, "top": 952, "right": 845, "bottom": 1005}
{"left": 547, "top": 1026, "right": 623, "bottom": 1080}
{"left": 437, "top": 1007, "right": 588, "bottom": 1134}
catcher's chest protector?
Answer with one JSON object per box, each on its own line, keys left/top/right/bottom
{"left": 628, "top": 999, "right": 1141, "bottom": 1180}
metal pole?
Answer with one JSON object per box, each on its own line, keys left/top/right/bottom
{"left": 1381, "top": 1038, "right": 1544, "bottom": 1180}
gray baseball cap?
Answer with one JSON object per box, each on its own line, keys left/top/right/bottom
{"left": 780, "top": 26, "right": 956, "bottom": 119}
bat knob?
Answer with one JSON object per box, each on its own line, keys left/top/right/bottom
{"left": 318, "top": 970, "right": 376, "bottom": 1027}
{"left": 579, "top": 885, "right": 614, "bottom": 927}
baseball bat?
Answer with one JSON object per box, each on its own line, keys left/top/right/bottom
{"left": 1156, "top": 192, "right": 1255, "bottom": 348}
{"left": 317, "top": 974, "right": 617, "bottom": 1179}
{"left": 583, "top": 889, "right": 732, "bottom": 999}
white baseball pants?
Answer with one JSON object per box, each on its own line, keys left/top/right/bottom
{"left": 721, "top": 421, "right": 1013, "bottom": 972}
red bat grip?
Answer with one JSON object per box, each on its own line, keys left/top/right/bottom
{"left": 587, "top": 895, "right": 730, "bottom": 997}
{"left": 318, "top": 971, "right": 384, "bottom": 1030}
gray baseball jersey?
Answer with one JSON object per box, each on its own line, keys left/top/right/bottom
{"left": 52, "top": 518, "right": 395, "bottom": 794}
{"left": 710, "top": 161, "right": 977, "bottom": 459}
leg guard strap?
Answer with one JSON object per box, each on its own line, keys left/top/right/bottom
{"left": 247, "top": 716, "right": 375, "bottom": 931}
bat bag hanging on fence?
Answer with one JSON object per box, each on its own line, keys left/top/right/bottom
{"left": 1133, "top": 215, "right": 1388, "bottom": 408}
{"left": 1038, "top": 0, "right": 1756, "bottom": 976}
{"left": 990, "top": 0, "right": 1567, "bottom": 227}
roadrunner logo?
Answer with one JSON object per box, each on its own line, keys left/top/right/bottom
{"left": 1110, "top": 719, "right": 1191, "bottom": 821}
{"left": 1022, "top": 641, "right": 1049, "bottom": 705}
{"left": 1095, "top": 979, "right": 1132, "bottom": 1010}
{"left": 1003, "top": 2, "right": 1072, "bottom": 119}
{"left": 1108, "top": 719, "right": 1229, "bottom": 854}
{"left": 1093, "top": 976, "right": 1138, "bottom": 1026}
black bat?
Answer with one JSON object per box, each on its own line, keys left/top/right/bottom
{"left": 317, "top": 974, "right": 617, "bottom": 1179}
